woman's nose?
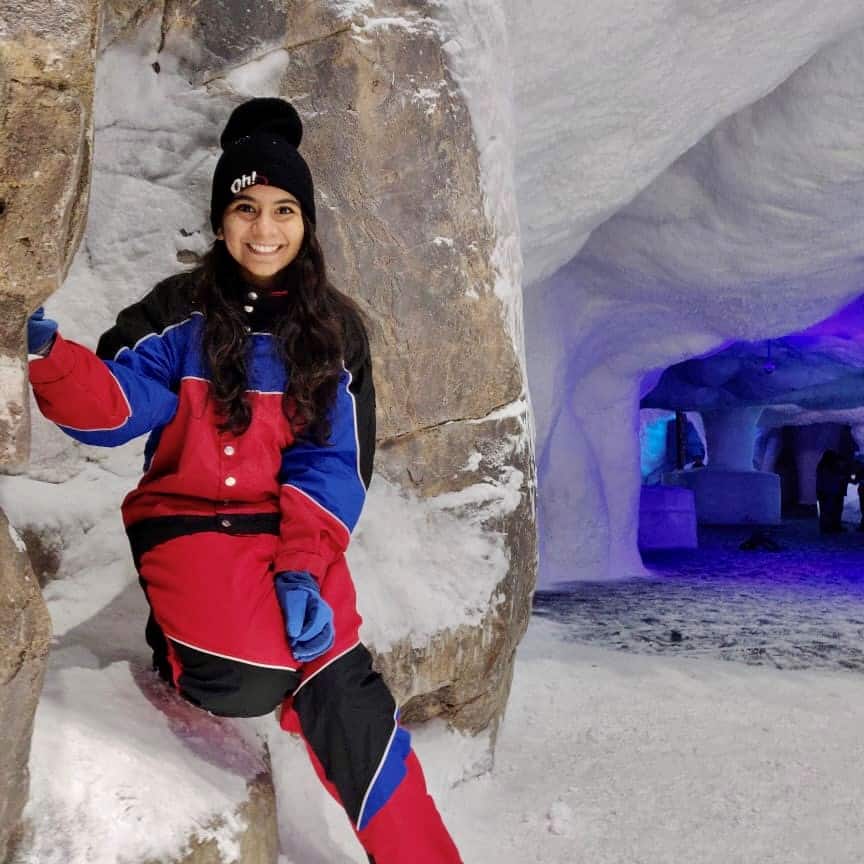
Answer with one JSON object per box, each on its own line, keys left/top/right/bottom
{"left": 252, "top": 212, "right": 277, "bottom": 235}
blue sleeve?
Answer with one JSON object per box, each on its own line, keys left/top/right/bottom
{"left": 275, "top": 367, "right": 368, "bottom": 577}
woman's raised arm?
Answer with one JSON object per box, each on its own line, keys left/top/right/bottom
{"left": 28, "top": 280, "right": 194, "bottom": 446}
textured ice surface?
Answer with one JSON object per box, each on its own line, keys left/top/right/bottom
{"left": 266, "top": 611, "right": 864, "bottom": 864}
{"left": 527, "top": 24, "right": 864, "bottom": 584}
{"left": 507, "top": 1, "right": 864, "bottom": 286}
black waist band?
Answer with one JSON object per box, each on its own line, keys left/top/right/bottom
{"left": 126, "top": 512, "right": 281, "bottom": 569}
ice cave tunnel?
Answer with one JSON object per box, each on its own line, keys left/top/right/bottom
{"left": 639, "top": 297, "right": 864, "bottom": 544}
{"left": 521, "top": 18, "right": 864, "bottom": 588}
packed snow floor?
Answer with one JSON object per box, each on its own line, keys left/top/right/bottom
{"left": 444, "top": 618, "right": 864, "bottom": 864}
{"left": 16, "top": 512, "right": 864, "bottom": 863}
{"left": 535, "top": 518, "right": 864, "bottom": 673}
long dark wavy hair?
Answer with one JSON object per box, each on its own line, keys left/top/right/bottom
{"left": 191, "top": 214, "right": 366, "bottom": 444}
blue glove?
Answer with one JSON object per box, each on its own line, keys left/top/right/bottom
{"left": 274, "top": 570, "right": 335, "bottom": 662}
{"left": 27, "top": 307, "right": 58, "bottom": 356}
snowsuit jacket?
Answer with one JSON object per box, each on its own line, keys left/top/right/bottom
{"left": 29, "top": 270, "right": 376, "bottom": 713}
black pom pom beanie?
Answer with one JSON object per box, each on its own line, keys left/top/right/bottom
{"left": 210, "top": 97, "right": 316, "bottom": 231}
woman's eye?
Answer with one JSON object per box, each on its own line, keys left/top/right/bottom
{"left": 277, "top": 206, "right": 296, "bottom": 216}
{"left": 236, "top": 203, "right": 255, "bottom": 214}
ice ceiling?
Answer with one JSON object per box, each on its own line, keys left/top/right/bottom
{"left": 642, "top": 296, "right": 864, "bottom": 416}
{"left": 505, "top": 3, "right": 864, "bottom": 585}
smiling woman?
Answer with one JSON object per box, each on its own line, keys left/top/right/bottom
{"left": 217, "top": 187, "right": 306, "bottom": 287}
{"left": 26, "top": 97, "right": 462, "bottom": 864}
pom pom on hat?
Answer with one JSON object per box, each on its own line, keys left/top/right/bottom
{"left": 219, "top": 97, "right": 303, "bottom": 150}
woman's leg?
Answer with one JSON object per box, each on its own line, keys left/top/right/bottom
{"left": 279, "top": 646, "right": 461, "bottom": 864}
{"left": 130, "top": 526, "right": 300, "bottom": 716}
{"left": 279, "top": 557, "right": 462, "bottom": 863}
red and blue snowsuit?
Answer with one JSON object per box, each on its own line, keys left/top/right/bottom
{"left": 29, "top": 272, "right": 461, "bottom": 863}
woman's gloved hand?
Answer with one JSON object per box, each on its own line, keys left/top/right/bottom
{"left": 274, "top": 570, "right": 335, "bottom": 662}
{"left": 27, "top": 307, "right": 58, "bottom": 356}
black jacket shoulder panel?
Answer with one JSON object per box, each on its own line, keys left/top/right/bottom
{"left": 342, "top": 310, "right": 376, "bottom": 490}
{"left": 96, "top": 270, "right": 200, "bottom": 361}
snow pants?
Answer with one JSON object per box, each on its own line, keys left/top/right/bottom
{"left": 127, "top": 516, "right": 462, "bottom": 864}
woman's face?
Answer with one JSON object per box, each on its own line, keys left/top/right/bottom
{"left": 217, "top": 185, "right": 305, "bottom": 288}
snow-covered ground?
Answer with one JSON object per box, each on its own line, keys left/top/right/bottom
{"left": 13, "top": 509, "right": 864, "bottom": 862}
{"left": 49, "top": 622, "right": 864, "bottom": 863}
{"left": 247, "top": 529, "right": 864, "bottom": 863}
{"left": 447, "top": 619, "right": 864, "bottom": 864}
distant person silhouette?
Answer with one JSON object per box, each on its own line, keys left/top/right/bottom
{"left": 851, "top": 456, "right": 864, "bottom": 532}
{"left": 859, "top": 476, "right": 864, "bottom": 533}
{"left": 816, "top": 449, "right": 850, "bottom": 534}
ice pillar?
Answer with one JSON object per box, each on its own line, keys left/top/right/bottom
{"left": 757, "top": 427, "right": 783, "bottom": 473}
{"left": 664, "top": 407, "right": 780, "bottom": 525}
{"left": 701, "top": 407, "right": 762, "bottom": 470}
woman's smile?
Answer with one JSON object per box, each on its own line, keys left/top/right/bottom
{"left": 247, "top": 243, "right": 282, "bottom": 255}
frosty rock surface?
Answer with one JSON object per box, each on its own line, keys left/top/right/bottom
{"left": 0, "top": 0, "right": 100, "bottom": 465}
{"left": 31, "top": 0, "right": 534, "bottom": 758}
{"left": 11, "top": 654, "right": 279, "bottom": 864}
{"left": 272, "top": 2, "right": 523, "bottom": 438}
{"left": 266, "top": 5, "right": 532, "bottom": 732}
{"left": 373, "top": 407, "right": 534, "bottom": 732}
{"left": 0, "top": 510, "right": 51, "bottom": 862}
{"left": 145, "top": 774, "right": 278, "bottom": 864}
{"left": 0, "top": 1, "right": 99, "bottom": 858}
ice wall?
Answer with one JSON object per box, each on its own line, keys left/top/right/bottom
{"left": 522, "top": 16, "right": 864, "bottom": 584}
{"left": 506, "top": 0, "right": 864, "bottom": 286}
